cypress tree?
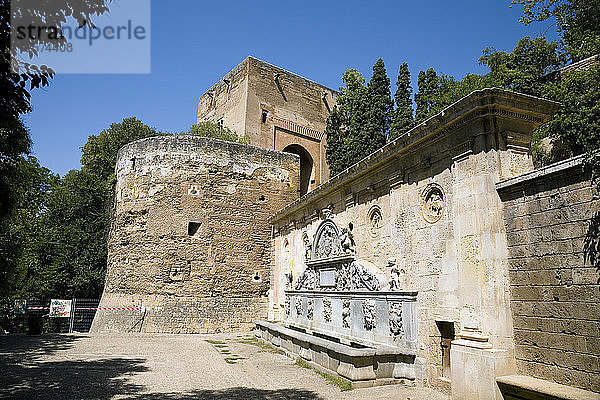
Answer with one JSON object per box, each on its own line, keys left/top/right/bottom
{"left": 365, "top": 59, "right": 393, "bottom": 151}
{"left": 415, "top": 68, "right": 440, "bottom": 123}
{"left": 325, "top": 69, "right": 369, "bottom": 175}
{"left": 390, "top": 62, "right": 414, "bottom": 139}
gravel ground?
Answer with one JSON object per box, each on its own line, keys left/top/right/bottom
{"left": 0, "top": 332, "right": 449, "bottom": 400}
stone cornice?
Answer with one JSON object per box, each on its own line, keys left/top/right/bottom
{"left": 269, "top": 88, "right": 560, "bottom": 224}
{"left": 271, "top": 116, "right": 325, "bottom": 141}
{"left": 495, "top": 153, "right": 587, "bottom": 192}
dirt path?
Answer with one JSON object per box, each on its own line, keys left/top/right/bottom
{"left": 0, "top": 333, "right": 449, "bottom": 400}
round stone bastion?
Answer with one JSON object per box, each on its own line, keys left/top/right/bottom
{"left": 90, "top": 135, "right": 300, "bottom": 333}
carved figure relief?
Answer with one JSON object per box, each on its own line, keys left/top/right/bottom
{"left": 335, "top": 261, "right": 381, "bottom": 291}
{"left": 284, "top": 296, "right": 290, "bottom": 316}
{"left": 389, "top": 302, "right": 404, "bottom": 337}
{"left": 339, "top": 223, "right": 355, "bottom": 254}
{"left": 421, "top": 183, "right": 445, "bottom": 223}
{"left": 342, "top": 300, "right": 351, "bottom": 328}
{"left": 285, "top": 272, "right": 293, "bottom": 290}
{"left": 295, "top": 268, "right": 316, "bottom": 290}
{"left": 302, "top": 232, "right": 312, "bottom": 261}
{"left": 295, "top": 297, "right": 303, "bottom": 317}
{"left": 368, "top": 205, "right": 384, "bottom": 237}
{"left": 362, "top": 300, "right": 376, "bottom": 330}
{"left": 388, "top": 261, "right": 403, "bottom": 291}
{"left": 323, "top": 298, "right": 332, "bottom": 323}
{"left": 306, "top": 299, "right": 314, "bottom": 320}
{"left": 320, "top": 206, "right": 333, "bottom": 220}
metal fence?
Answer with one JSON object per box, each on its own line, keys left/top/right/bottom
{"left": 19, "top": 298, "right": 100, "bottom": 333}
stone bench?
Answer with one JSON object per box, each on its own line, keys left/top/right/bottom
{"left": 255, "top": 320, "right": 424, "bottom": 388}
{"left": 496, "top": 375, "right": 600, "bottom": 400}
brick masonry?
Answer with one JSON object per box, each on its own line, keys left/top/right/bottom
{"left": 197, "top": 56, "right": 338, "bottom": 192}
{"left": 497, "top": 155, "right": 600, "bottom": 392}
{"left": 90, "top": 136, "right": 299, "bottom": 333}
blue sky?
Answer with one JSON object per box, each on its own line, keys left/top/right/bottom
{"left": 23, "top": 0, "right": 558, "bottom": 176}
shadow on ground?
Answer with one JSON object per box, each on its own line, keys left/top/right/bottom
{"left": 0, "top": 334, "right": 325, "bottom": 400}
{"left": 0, "top": 334, "right": 147, "bottom": 400}
{"left": 128, "top": 388, "right": 325, "bottom": 400}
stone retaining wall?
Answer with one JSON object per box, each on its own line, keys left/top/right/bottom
{"left": 497, "top": 155, "right": 600, "bottom": 392}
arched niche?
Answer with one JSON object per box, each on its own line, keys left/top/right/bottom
{"left": 282, "top": 144, "right": 314, "bottom": 196}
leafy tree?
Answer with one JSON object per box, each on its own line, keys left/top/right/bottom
{"left": 0, "top": 156, "right": 57, "bottom": 297}
{"left": 510, "top": 0, "right": 600, "bottom": 61}
{"left": 186, "top": 121, "right": 249, "bottom": 143}
{"left": 390, "top": 62, "right": 414, "bottom": 139}
{"left": 0, "top": 0, "right": 110, "bottom": 224}
{"left": 479, "top": 36, "right": 564, "bottom": 96}
{"left": 537, "top": 65, "right": 600, "bottom": 175}
{"left": 81, "top": 117, "right": 160, "bottom": 184}
{"left": 22, "top": 169, "right": 110, "bottom": 298}
{"left": 325, "top": 64, "right": 392, "bottom": 175}
{"left": 364, "top": 58, "right": 393, "bottom": 148}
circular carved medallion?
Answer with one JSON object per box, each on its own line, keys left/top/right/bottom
{"left": 421, "top": 183, "right": 445, "bottom": 223}
{"left": 368, "top": 205, "right": 383, "bottom": 237}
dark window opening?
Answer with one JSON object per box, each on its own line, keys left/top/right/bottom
{"left": 187, "top": 221, "right": 202, "bottom": 236}
{"left": 261, "top": 110, "right": 268, "bottom": 123}
{"left": 217, "top": 118, "right": 224, "bottom": 130}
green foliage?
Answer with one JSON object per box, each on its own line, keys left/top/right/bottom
{"left": 325, "top": 69, "right": 369, "bottom": 175}
{"left": 415, "top": 68, "right": 437, "bottom": 122}
{"left": 81, "top": 117, "right": 160, "bottom": 184}
{"left": 185, "top": 121, "right": 249, "bottom": 144}
{"left": 0, "top": 156, "right": 57, "bottom": 297}
{"left": 390, "top": 62, "right": 414, "bottom": 139}
{"left": 0, "top": 0, "right": 111, "bottom": 226}
{"left": 479, "top": 37, "right": 564, "bottom": 96}
{"left": 24, "top": 169, "right": 111, "bottom": 298}
{"left": 364, "top": 59, "right": 393, "bottom": 147}
{"left": 325, "top": 62, "right": 392, "bottom": 175}
{"left": 510, "top": 0, "right": 600, "bottom": 61}
{"left": 539, "top": 65, "right": 600, "bottom": 175}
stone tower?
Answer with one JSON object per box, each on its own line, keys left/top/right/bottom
{"left": 197, "top": 56, "right": 338, "bottom": 196}
{"left": 90, "top": 136, "right": 299, "bottom": 333}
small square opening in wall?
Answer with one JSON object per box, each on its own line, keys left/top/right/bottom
{"left": 187, "top": 221, "right": 202, "bottom": 236}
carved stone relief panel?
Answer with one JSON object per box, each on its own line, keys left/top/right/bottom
{"left": 295, "top": 297, "right": 303, "bottom": 317}
{"left": 421, "top": 183, "right": 445, "bottom": 223}
{"left": 295, "top": 267, "right": 316, "bottom": 290}
{"left": 389, "top": 302, "right": 403, "bottom": 337}
{"left": 342, "top": 299, "right": 351, "bottom": 328}
{"left": 368, "top": 205, "right": 384, "bottom": 237}
{"left": 362, "top": 300, "right": 376, "bottom": 330}
{"left": 323, "top": 298, "right": 332, "bottom": 323}
{"left": 306, "top": 299, "right": 314, "bottom": 320}
{"left": 284, "top": 296, "right": 290, "bottom": 316}
{"left": 335, "top": 262, "right": 381, "bottom": 291}
{"left": 313, "top": 220, "right": 342, "bottom": 259}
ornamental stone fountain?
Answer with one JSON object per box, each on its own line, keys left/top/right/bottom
{"left": 256, "top": 213, "right": 422, "bottom": 387}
